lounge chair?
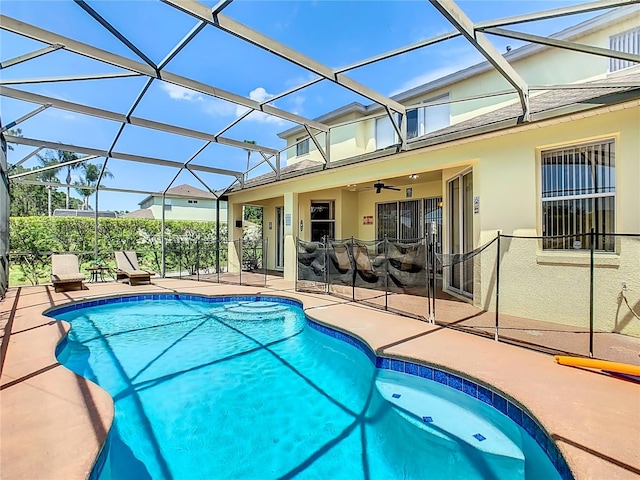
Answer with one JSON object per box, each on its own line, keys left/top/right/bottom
{"left": 114, "top": 251, "right": 154, "bottom": 286}
{"left": 51, "top": 254, "right": 86, "bottom": 293}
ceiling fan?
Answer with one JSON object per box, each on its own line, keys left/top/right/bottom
{"left": 372, "top": 180, "right": 400, "bottom": 194}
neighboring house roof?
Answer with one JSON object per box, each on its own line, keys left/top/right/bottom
{"left": 278, "top": 5, "right": 640, "bottom": 140}
{"left": 138, "top": 184, "right": 217, "bottom": 206}
{"left": 122, "top": 208, "right": 155, "bottom": 219}
{"left": 53, "top": 209, "right": 117, "bottom": 218}
{"left": 236, "top": 70, "right": 640, "bottom": 192}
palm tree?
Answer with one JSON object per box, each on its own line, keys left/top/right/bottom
{"left": 59, "top": 150, "right": 82, "bottom": 209}
{"left": 74, "top": 162, "right": 114, "bottom": 210}
{"left": 36, "top": 152, "right": 63, "bottom": 216}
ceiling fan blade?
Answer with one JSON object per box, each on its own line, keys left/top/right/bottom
{"left": 385, "top": 186, "right": 401, "bottom": 191}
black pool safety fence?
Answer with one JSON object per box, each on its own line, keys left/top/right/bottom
{"left": 8, "top": 237, "right": 269, "bottom": 289}
{"left": 295, "top": 232, "right": 640, "bottom": 365}
{"left": 165, "top": 237, "right": 268, "bottom": 287}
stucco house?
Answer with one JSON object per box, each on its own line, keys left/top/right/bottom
{"left": 225, "top": 7, "right": 640, "bottom": 337}
{"left": 125, "top": 184, "right": 228, "bottom": 222}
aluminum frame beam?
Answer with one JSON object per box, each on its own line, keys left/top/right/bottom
{"left": 74, "top": 0, "right": 157, "bottom": 69}
{"left": 0, "top": 44, "right": 63, "bottom": 70}
{"left": 211, "top": 0, "right": 234, "bottom": 16}
{"left": 429, "top": 0, "right": 530, "bottom": 120}
{"left": 475, "top": 0, "right": 640, "bottom": 29}
{"left": 158, "top": 21, "right": 206, "bottom": 71}
{"left": 481, "top": 27, "right": 640, "bottom": 64}
{"left": 0, "top": 104, "right": 51, "bottom": 133}
{"left": 161, "top": 0, "right": 406, "bottom": 115}
{"left": 10, "top": 178, "right": 160, "bottom": 196}
{"left": 0, "top": 14, "right": 329, "bottom": 132}
{"left": 5, "top": 135, "right": 244, "bottom": 178}
{"left": 303, "top": 125, "right": 327, "bottom": 164}
{"left": 9, "top": 155, "right": 100, "bottom": 179}
{"left": 0, "top": 72, "right": 142, "bottom": 85}
{"left": 335, "top": 30, "right": 461, "bottom": 74}
{"left": 7, "top": 147, "right": 43, "bottom": 171}
{"left": 0, "top": 86, "right": 279, "bottom": 155}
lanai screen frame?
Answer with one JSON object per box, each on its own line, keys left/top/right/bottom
{"left": 1, "top": 0, "right": 639, "bottom": 295}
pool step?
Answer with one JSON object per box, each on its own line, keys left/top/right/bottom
{"left": 375, "top": 370, "right": 525, "bottom": 476}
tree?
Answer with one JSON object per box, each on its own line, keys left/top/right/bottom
{"left": 58, "top": 150, "right": 82, "bottom": 209}
{"left": 74, "top": 162, "right": 114, "bottom": 210}
{"left": 36, "top": 152, "right": 63, "bottom": 216}
{"left": 5, "top": 128, "right": 22, "bottom": 151}
{"left": 8, "top": 164, "right": 82, "bottom": 216}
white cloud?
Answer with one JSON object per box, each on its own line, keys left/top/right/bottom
{"left": 203, "top": 98, "right": 237, "bottom": 117}
{"left": 236, "top": 87, "right": 286, "bottom": 125}
{"left": 160, "top": 82, "right": 288, "bottom": 125}
{"left": 290, "top": 95, "right": 305, "bottom": 116}
{"left": 389, "top": 53, "right": 482, "bottom": 96}
{"left": 160, "top": 83, "right": 204, "bottom": 102}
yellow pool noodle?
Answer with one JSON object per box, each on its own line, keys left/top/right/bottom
{"left": 555, "top": 356, "right": 640, "bottom": 376}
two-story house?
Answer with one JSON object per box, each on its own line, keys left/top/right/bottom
{"left": 126, "top": 184, "right": 228, "bottom": 222}
{"left": 225, "top": 6, "right": 640, "bottom": 337}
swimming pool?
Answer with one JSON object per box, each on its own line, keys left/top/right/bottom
{"left": 51, "top": 294, "right": 569, "bottom": 480}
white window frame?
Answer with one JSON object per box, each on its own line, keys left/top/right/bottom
{"left": 609, "top": 27, "right": 640, "bottom": 72}
{"left": 540, "top": 139, "right": 616, "bottom": 252}
{"left": 375, "top": 114, "right": 399, "bottom": 150}
{"left": 310, "top": 200, "right": 335, "bottom": 241}
{"left": 407, "top": 94, "right": 450, "bottom": 139}
{"left": 296, "top": 137, "right": 309, "bottom": 157}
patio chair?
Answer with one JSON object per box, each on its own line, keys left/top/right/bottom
{"left": 51, "top": 254, "right": 86, "bottom": 293}
{"left": 114, "top": 251, "right": 155, "bottom": 286}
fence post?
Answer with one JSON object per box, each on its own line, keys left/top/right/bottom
{"left": 196, "top": 238, "right": 200, "bottom": 282}
{"left": 263, "top": 237, "right": 268, "bottom": 287}
{"left": 323, "top": 235, "right": 328, "bottom": 295}
{"left": 425, "top": 235, "right": 430, "bottom": 322}
{"left": 589, "top": 227, "right": 595, "bottom": 358}
{"left": 495, "top": 232, "right": 501, "bottom": 342}
{"left": 351, "top": 236, "right": 355, "bottom": 302}
{"left": 239, "top": 237, "right": 242, "bottom": 286}
{"left": 384, "top": 235, "right": 389, "bottom": 311}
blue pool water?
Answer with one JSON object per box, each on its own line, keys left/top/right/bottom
{"left": 53, "top": 296, "right": 563, "bottom": 480}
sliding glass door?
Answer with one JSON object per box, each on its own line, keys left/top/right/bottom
{"left": 447, "top": 171, "right": 473, "bottom": 297}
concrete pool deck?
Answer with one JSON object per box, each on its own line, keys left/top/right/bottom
{"left": 1, "top": 278, "right": 638, "bottom": 479}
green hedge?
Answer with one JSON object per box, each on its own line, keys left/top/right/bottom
{"left": 9, "top": 217, "right": 228, "bottom": 285}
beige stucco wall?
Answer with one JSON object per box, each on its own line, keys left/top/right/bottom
{"left": 231, "top": 101, "right": 640, "bottom": 336}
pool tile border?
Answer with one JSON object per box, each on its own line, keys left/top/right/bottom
{"left": 48, "top": 294, "right": 572, "bottom": 480}
{"left": 306, "top": 317, "right": 573, "bottom": 480}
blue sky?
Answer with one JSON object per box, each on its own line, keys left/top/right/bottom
{"left": 1, "top": 0, "right": 597, "bottom": 212}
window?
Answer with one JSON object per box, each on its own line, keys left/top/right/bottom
{"left": 609, "top": 27, "right": 640, "bottom": 72}
{"left": 375, "top": 115, "right": 398, "bottom": 149}
{"left": 541, "top": 140, "right": 615, "bottom": 251}
{"left": 310, "top": 200, "right": 335, "bottom": 241}
{"left": 407, "top": 95, "right": 451, "bottom": 139}
{"left": 376, "top": 197, "right": 442, "bottom": 243}
{"left": 163, "top": 198, "right": 172, "bottom": 211}
{"left": 296, "top": 137, "right": 309, "bottom": 156}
